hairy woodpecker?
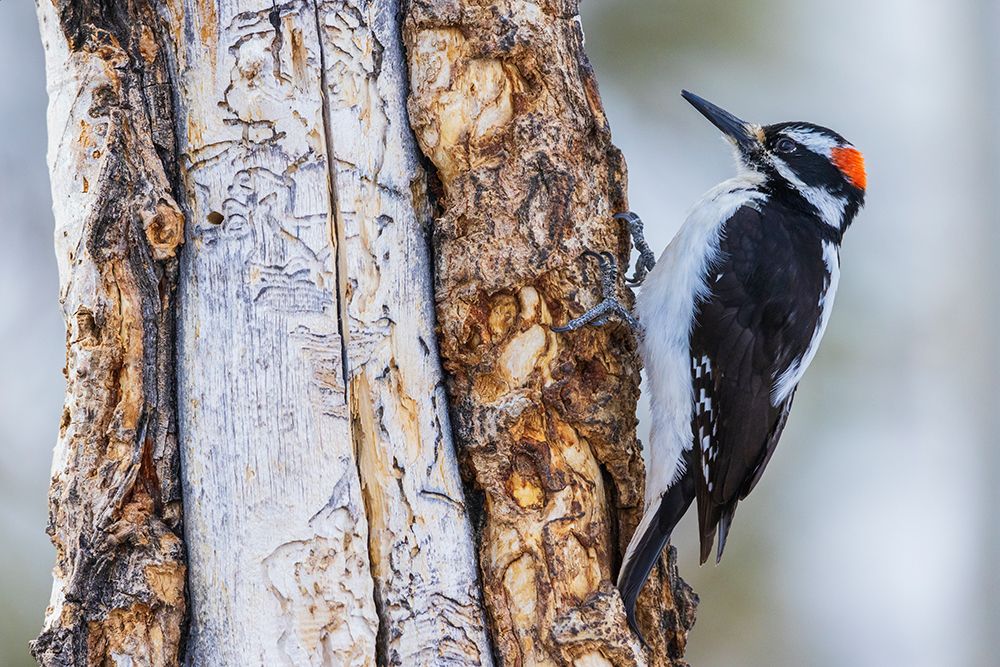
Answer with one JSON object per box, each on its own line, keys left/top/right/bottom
{"left": 554, "top": 90, "right": 866, "bottom": 633}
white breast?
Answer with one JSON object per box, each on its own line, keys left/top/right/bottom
{"left": 635, "top": 174, "right": 765, "bottom": 510}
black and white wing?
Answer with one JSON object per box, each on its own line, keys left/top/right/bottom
{"left": 691, "top": 203, "right": 831, "bottom": 564}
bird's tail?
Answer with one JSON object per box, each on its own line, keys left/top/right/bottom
{"left": 617, "top": 465, "right": 696, "bottom": 637}
{"left": 698, "top": 494, "right": 739, "bottom": 565}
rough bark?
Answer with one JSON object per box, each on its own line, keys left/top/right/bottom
{"left": 403, "top": 2, "right": 698, "bottom": 665}
{"left": 35, "top": 0, "right": 696, "bottom": 664}
{"left": 32, "top": 0, "right": 187, "bottom": 665}
{"left": 164, "top": 0, "right": 489, "bottom": 664}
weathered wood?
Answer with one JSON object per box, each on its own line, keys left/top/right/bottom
{"left": 165, "top": 0, "right": 489, "bottom": 663}
{"left": 314, "top": 2, "right": 493, "bottom": 663}
{"left": 403, "top": 1, "right": 698, "bottom": 664}
{"left": 166, "top": 2, "right": 378, "bottom": 661}
{"left": 32, "top": 0, "right": 187, "bottom": 664}
{"left": 35, "top": 0, "right": 695, "bottom": 663}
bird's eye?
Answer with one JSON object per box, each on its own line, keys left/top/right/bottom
{"left": 775, "top": 138, "right": 797, "bottom": 154}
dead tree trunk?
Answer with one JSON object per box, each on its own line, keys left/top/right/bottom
{"left": 33, "top": 0, "right": 696, "bottom": 665}
{"left": 403, "top": 2, "right": 697, "bottom": 664}
{"left": 165, "top": 0, "right": 489, "bottom": 663}
{"left": 32, "top": 0, "right": 187, "bottom": 665}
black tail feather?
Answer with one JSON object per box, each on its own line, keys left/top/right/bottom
{"left": 698, "top": 522, "right": 716, "bottom": 565}
{"left": 715, "top": 504, "right": 737, "bottom": 563}
{"left": 698, "top": 500, "right": 739, "bottom": 565}
{"left": 617, "top": 468, "right": 696, "bottom": 639}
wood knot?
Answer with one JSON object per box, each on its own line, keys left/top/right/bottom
{"left": 142, "top": 198, "right": 185, "bottom": 260}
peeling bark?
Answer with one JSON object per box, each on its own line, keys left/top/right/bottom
{"left": 403, "top": 2, "right": 698, "bottom": 665}
{"left": 32, "top": 0, "right": 187, "bottom": 665}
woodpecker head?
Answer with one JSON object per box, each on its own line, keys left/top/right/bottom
{"left": 682, "top": 90, "right": 866, "bottom": 234}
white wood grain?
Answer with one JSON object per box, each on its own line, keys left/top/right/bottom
{"left": 167, "top": 1, "right": 488, "bottom": 663}
{"left": 316, "top": 1, "right": 492, "bottom": 664}
{"left": 169, "top": 2, "right": 377, "bottom": 663}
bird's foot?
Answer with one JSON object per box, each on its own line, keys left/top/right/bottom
{"left": 614, "top": 211, "right": 656, "bottom": 286}
{"left": 552, "top": 251, "right": 643, "bottom": 334}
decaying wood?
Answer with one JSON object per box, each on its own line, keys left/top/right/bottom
{"left": 315, "top": 2, "right": 493, "bottom": 663}
{"left": 166, "top": 2, "right": 378, "bottom": 660}
{"left": 32, "top": 0, "right": 187, "bottom": 665}
{"left": 403, "top": 1, "right": 698, "bottom": 665}
{"left": 35, "top": 0, "right": 696, "bottom": 663}
{"left": 165, "top": 0, "right": 488, "bottom": 663}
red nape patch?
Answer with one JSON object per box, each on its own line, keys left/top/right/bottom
{"left": 831, "top": 146, "right": 867, "bottom": 190}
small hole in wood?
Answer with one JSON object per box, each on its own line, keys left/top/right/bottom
{"left": 207, "top": 211, "right": 224, "bottom": 225}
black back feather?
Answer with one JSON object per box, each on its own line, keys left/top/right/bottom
{"left": 690, "top": 203, "right": 828, "bottom": 563}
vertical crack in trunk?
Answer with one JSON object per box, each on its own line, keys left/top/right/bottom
{"left": 310, "top": 1, "right": 387, "bottom": 660}
{"left": 309, "top": 1, "right": 352, "bottom": 402}
{"left": 313, "top": 1, "right": 493, "bottom": 664}
{"left": 168, "top": 2, "right": 381, "bottom": 662}
{"left": 349, "top": 376, "right": 390, "bottom": 667}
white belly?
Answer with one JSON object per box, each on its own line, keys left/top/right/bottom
{"left": 635, "top": 175, "right": 765, "bottom": 509}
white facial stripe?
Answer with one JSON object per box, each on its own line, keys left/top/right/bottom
{"left": 780, "top": 128, "right": 840, "bottom": 156}
{"left": 771, "top": 156, "right": 846, "bottom": 229}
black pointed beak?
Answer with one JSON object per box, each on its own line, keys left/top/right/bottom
{"left": 681, "top": 90, "right": 759, "bottom": 151}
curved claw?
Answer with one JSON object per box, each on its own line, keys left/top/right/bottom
{"left": 613, "top": 211, "right": 642, "bottom": 226}
{"left": 615, "top": 211, "right": 657, "bottom": 285}
{"left": 598, "top": 251, "right": 617, "bottom": 273}
{"left": 580, "top": 249, "right": 615, "bottom": 272}
{"left": 627, "top": 260, "right": 655, "bottom": 285}
{"left": 551, "top": 249, "right": 642, "bottom": 335}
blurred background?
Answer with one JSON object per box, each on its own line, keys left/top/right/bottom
{"left": 1, "top": 0, "right": 996, "bottom": 665}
